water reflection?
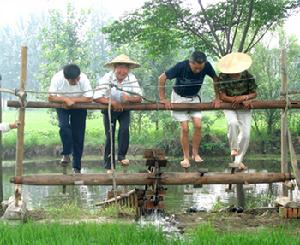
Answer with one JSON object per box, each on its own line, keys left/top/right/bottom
{"left": 2, "top": 158, "right": 300, "bottom": 212}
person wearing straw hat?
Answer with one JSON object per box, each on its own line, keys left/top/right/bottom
{"left": 217, "top": 52, "right": 257, "bottom": 170}
{"left": 159, "top": 51, "right": 219, "bottom": 169}
{"left": 93, "top": 55, "right": 142, "bottom": 173}
{"left": 49, "top": 64, "right": 93, "bottom": 174}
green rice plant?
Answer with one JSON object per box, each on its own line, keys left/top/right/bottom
{"left": 45, "top": 203, "right": 91, "bottom": 219}
{"left": 0, "top": 222, "right": 176, "bottom": 245}
{"left": 185, "top": 224, "right": 300, "bottom": 245}
{"left": 211, "top": 197, "right": 226, "bottom": 212}
{"left": 95, "top": 203, "right": 136, "bottom": 218}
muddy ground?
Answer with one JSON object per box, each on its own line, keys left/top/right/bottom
{"left": 2, "top": 207, "right": 300, "bottom": 234}
{"left": 174, "top": 208, "right": 300, "bottom": 233}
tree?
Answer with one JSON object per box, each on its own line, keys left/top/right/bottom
{"left": 103, "top": 0, "right": 299, "bottom": 57}
{"left": 251, "top": 33, "right": 300, "bottom": 136}
{"left": 251, "top": 43, "right": 281, "bottom": 136}
{"left": 0, "top": 14, "right": 46, "bottom": 102}
{"left": 37, "top": 4, "right": 92, "bottom": 92}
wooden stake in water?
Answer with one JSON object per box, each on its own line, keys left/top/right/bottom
{"left": 122, "top": 165, "right": 128, "bottom": 193}
{"left": 15, "top": 46, "right": 27, "bottom": 206}
{"left": 183, "top": 167, "right": 193, "bottom": 194}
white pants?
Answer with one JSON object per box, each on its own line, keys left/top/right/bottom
{"left": 224, "top": 110, "right": 252, "bottom": 164}
{"left": 171, "top": 91, "right": 202, "bottom": 122}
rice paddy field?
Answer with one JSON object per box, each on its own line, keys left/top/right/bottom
{"left": 1, "top": 222, "right": 300, "bottom": 245}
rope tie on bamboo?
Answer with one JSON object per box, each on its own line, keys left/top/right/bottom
{"left": 284, "top": 89, "right": 290, "bottom": 111}
{"left": 15, "top": 89, "right": 27, "bottom": 108}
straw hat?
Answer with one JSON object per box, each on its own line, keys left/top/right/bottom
{"left": 104, "top": 54, "right": 140, "bottom": 69}
{"left": 217, "top": 52, "right": 252, "bottom": 74}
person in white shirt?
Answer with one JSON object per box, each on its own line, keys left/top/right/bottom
{"left": 48, "top": 64, "right": 93, "bottom": 173}
{"left": 0, "top": 121, "right": 19, "bottom": 132}
{"left": 94, "top": 55, "right": 142, "bottom": 173}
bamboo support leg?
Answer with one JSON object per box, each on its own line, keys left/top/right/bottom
{"left": 15, "top": 46, "right": 27, "bottom": 206}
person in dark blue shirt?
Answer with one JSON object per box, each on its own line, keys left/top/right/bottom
{"left": 159, "top": 51, "right": 219, "bottom": 169}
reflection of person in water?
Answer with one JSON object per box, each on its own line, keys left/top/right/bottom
{"left": 159, "top": 51, "right": 219, "bottom": 169}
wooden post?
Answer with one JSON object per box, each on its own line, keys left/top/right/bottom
{"left": 15, "top": 46, "right": 27, "bottom": 206}
{"left": 236, "top": 184, "right": 245, "bottom": 208}
{"left": 0, "top": 74, "right": 3, "bottom": 204}
{"left": 280, "top": 48, "right": 289, "bottom": 197}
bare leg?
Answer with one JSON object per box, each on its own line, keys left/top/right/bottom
{"left": 180, "top": 121, "right": 190, "bottom": 167}
{"left": 192, "top": 117, "right": 203, "bottom": 161}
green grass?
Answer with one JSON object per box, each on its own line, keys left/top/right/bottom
{"left": 0, "top": 222, "right": 173, "bottom": 245}
{"left": 1, "top": 222, "right": 300, "bottom": 245}
{"left": 186, "top": 224, "right": 300, "bottom": 245}
{"left": 43, "top": 203, "right": 136, "bottom": 220}
{"left": 2, "top": 109, "right": 105, "bottom": 147}
{"left": 0, "top": 109, "right": 289, "bottom": 155}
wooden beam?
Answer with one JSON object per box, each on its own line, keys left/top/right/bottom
{"left": 7, "top": 100, "right": 300, "bottom": 111}
{"left": 10, "top": 172, "right": 292, "bottom": 186}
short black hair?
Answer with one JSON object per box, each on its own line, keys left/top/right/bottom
{"left": 63, "top": 64, "right": 81, "bottom": 79}
{"left": 190, "top": 51, "right": 207, "bottom": 64}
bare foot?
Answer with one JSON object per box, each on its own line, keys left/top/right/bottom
{"left": 238, "top": 163, "right": 247, "bottom": 171}
{"left": 119, "top": 159, "right": 129, "bottom": 166}
{"left": 180, "top": 159, "right": 190, "bottom": 168}
{"left": 231, "top": 149, "right": 238, "bottom": 156}
{"left": 192, "top": 155, "right": 204, "bottom": 163}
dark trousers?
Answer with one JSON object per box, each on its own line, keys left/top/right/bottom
{"left": 103, "top": 110, "right": 130, "bottom": 169}
{"left": 57, "top": 108, "right": 87, "bottom": 170}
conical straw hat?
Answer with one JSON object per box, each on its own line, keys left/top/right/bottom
{"left": 104, "top": 54, "right": 140, "bottom": 69}
{"left": 217, "top": 52, "right": 252, "bottom": 74}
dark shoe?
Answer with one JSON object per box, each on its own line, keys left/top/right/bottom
{"left": 61, "top": 155, "right": 70, "bottom": 165}
{"left": 72, "top": 168, "right": 81, "bottom": 174}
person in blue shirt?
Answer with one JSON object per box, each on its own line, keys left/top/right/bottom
{"left": 159, "top": 51, "right": 219, "bottom": 168}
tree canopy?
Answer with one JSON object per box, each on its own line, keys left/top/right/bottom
{"left": 103, "top": 0, "right": 299, "bottom": 57}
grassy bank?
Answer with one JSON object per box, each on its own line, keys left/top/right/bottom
{"left": 3, "top": 110, "right": 226, "bottom": 149}
{"left": 0, "top": 222, "right": 300, "bottom": 245}
{"left": 1, "top": 110, "right": 288, "bottom": 157}
{"left": 2, "top": 109, "right": 105, "bottom": 147}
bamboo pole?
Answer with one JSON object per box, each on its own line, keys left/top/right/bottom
{"left": 280, "top": 48, "right": 289, "bottom": 197}
{"left": 0, "top": 74, "right": 3, "bottom": 203}
{"left": 7, "top": 100, "right": 300, "bottom": 110}
{"left": 288, "top": 130, "right": 300, "bottom": 188}
{"left": 15, "top": 46, "right": 27, "bottom": 206}
{"left": 10, "top": 172, "right": 292, "bottom": 186}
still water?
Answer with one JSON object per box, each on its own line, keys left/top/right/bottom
{"left": 2, "top": 157, "right": 299, "bottom": 212}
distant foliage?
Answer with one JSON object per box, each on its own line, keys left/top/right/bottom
{"left": 103, "top": 0, "right": 300, "bottom": 57}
